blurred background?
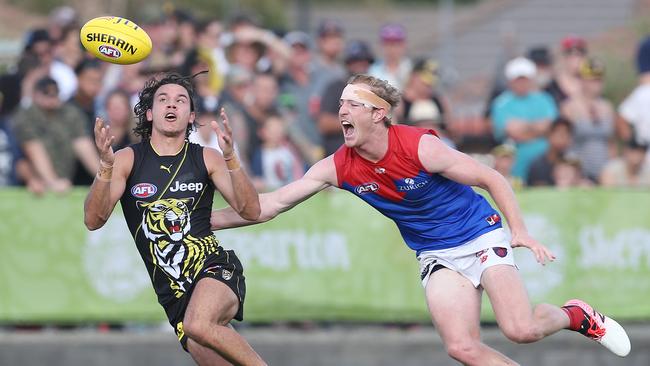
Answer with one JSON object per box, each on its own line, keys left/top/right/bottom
{"left": 1, "top": 0, "right": 650, "bottom": 365}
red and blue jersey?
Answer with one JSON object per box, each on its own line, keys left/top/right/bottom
{"left": 333, "top": 124, "right": 502, "bottom": 255}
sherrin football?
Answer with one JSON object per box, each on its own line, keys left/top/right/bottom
{"left": 80, "top": 16, "right": 152, "bottom": 65}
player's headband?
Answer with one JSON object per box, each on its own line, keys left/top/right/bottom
{"left": 340, "top": 84, "right": 392, "bottom": 112}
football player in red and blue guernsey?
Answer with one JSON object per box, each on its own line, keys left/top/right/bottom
{"left": 211, "top": 74, "right": 630, "bottom": 364}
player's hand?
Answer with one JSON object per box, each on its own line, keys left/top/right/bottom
{"left": 212, "top": 108, "right": 235, "bottom": 160}
{"left": 94, "top": 117, "right": 115, "bottom": 165}
{"left": 510, "top": 231, "right": 556, "bottom": 265}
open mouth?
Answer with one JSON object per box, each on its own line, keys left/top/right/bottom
{"left": 168, "top": 219, "right": 181, "bottom": 233}
{"left": 341, "top": 121, "right": 355, "bottom": 138}
{"left": 165, "top": 112, "right": 177, "bottom": 122}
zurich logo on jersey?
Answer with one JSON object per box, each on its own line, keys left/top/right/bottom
{"left": 397, "top": 177, "right": 428, "bottom": 191}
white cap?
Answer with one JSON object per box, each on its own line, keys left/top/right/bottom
{"left": 505, "top": 57, "right": 537, "bottom": 80}
{"left": 408, "top": 100, "right": 440, "bottom": 123}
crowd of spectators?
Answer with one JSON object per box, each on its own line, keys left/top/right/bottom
{"left": 1, "top": 5, "right": 649, "bottom": 195}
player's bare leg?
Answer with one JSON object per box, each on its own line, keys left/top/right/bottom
{"left": 483, "top": 264, "right": 631, "bottom": 357}
{"left": 481, "top": 264, "right": 569, "bottom": 343}
{"left": 183, "top": 278, "right": 267, "bottom": 366}
{"left": 187, "top": 337, "right": 233, "bottom": 366}
{"left": 425, "top": 268, "right": 519, "bottom": 366}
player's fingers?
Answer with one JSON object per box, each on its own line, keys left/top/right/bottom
{"left": 94, "top": 117, "right": 104, "bottom": 135}
{"left": 220, "top": 108, "right": 233, "bottom": 136}
{"left": 211, "top": 120, "right": 224, "bottom": 138}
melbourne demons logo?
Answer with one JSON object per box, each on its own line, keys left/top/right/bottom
{"left": 355, "top": 182, "right": 379, "bottom": 195}
{"left": 131, "top": 183, "right": 157, "bottom": 198}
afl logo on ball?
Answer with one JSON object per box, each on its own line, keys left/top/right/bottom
{"left": 99, "top": 45, "right": 122, "bottom": 59}
{"left": 131, "top": 183, "right": 157, "bottom": 198}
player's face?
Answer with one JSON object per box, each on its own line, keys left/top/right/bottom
{"left": 338, "top": 98, "right": 374, "bottom": 147}
{"left": 147, "top": 84, "right": 195, "bottom": 138}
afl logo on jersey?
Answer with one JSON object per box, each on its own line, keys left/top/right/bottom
{"left": 355, "top": 182, "right": 379, "bottom": 195}
{"left": 131, "top": 183, "right": 157, "bottom": 198}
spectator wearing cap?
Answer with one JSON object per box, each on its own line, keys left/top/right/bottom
{"left": 312, "top": 19, "right": 347, "bottom": 97}
{"left": 527, "top": 46, "right": 554, "bottom": 90}
{"left": 318, "top": 40, "right": 375, "bottom": 156}
{"left": 224, "top": 19, "right": 291, "bottom": 75}
{"left": 546, "top": 35, "right": 588, "bottom": 105}
{"left": 401, "top": 58, "right": 450, "bottom": 135}
{"left": 600, "top": 138, "right": 650, "bottom": 187}
{"left": 527, "top": 117, "right": 574, "bottom": 186}
{"left": 11, "top": 76, "right": 99, "bottom": 193}
{"left": 560, "top": 57, "right": 614, "bottom": 182}
{"left": 369, "top": 23, "right": 412, "bottom": 91}
{"left": 278, "top": 31, "right": 324, "bottom": 165}
{"left": 490, "top": 57, "right": 558, "bottom": 181}
{"left": 618, "top": 35, "right": 650, "bottom": 156}
{"left": 490, "top": 143, "right": 522, "bottom": 189}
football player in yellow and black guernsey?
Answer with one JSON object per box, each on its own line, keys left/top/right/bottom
{"left": 84, "top": 73, "right": 267, "bottom": 366}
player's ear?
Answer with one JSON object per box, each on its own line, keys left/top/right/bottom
{"left": 372, "top": 107, "right": 387, "bottom": 123}
{"left": 189, "top": 111, "right": 196, "bottom": 125}
{"left": 146, "top": 109, "right": 153, "bottom": 122}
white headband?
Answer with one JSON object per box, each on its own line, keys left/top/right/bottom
{"left": 340, "top": 84, "right": 392, "bottom": 112}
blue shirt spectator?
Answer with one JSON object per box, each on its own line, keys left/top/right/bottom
{"left": 491, "top": 57, "right": 558, "bottom": 180}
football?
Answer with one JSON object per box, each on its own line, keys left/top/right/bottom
{"left": 80, "top": 16, "right": 152, "bottom": 65}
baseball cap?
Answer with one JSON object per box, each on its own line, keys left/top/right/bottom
{"left": 379, "top": 23, "right": 406, "bottom": 42}
{"left": 343, "top": 40, "right": 374, "bottom": 63}
{"left": 283, "top": 31, "right": 311, "bottom": 49}
{"left": 412, "top": 58, "right": 439, "bottom": 86}
{"left": 317, "top": 19, "right": 343, "bottom": 37}
{"left": 561, "top": 35, "right": 587, "bottom": 54}
{"left": 527, "top": 47, "right": 552, "bottom": 66}
{"left": 491, "top": 144, "right": 515, "bottom": 157}
{"left": 504, "top": 57, "right": 536, "bottom": 80}
{"left": 579, "top": 57, "right": 605, "bottom": 79}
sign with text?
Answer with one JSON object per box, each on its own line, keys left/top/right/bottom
{"left": 1, "top": 188, "right": 649, "bottom": 323}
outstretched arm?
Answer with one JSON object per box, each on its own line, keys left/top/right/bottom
{"left": 211, "top": 155, "right": 337, "bottom": 230}
{"left": 84, "top": 118, "right": 131, "bottom": 230}
{"left": 418, "top": 134, "right": 555, "bottom": 264}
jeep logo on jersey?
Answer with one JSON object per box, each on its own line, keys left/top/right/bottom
{"left": 170, "top": 180, "right": 204, "bottom": 193}
{"left": 355, "top": 182, "right": 379, "bottom": 195}
{"left": 131, "top": 183, "right": 157, "bottom": 198}
{"left": 98, "top": 45, "right": 122, "bottom": 59}
{"left": 397, "top": 177, "right": 429, "bottom": 191}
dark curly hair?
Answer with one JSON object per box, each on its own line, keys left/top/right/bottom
{"left": 133, "top": 72, "right": 197, "bottom": 141}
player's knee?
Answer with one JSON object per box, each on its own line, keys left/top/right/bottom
{"left": 502, "top": 324, "right": 542, "bottom": 344}
{"left": 183, "top": 317, "right": 210, "bottom": 345}
{"left": 445, "top": 340, "right": 481, "bottom": 362}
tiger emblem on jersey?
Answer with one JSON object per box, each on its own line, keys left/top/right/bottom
{"left": 138, "top": 198, "right": 218, "bottom": 297}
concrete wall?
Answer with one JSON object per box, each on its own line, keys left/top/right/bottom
{"left": 1, "top": 324, "right": 648, "bottom": 366}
